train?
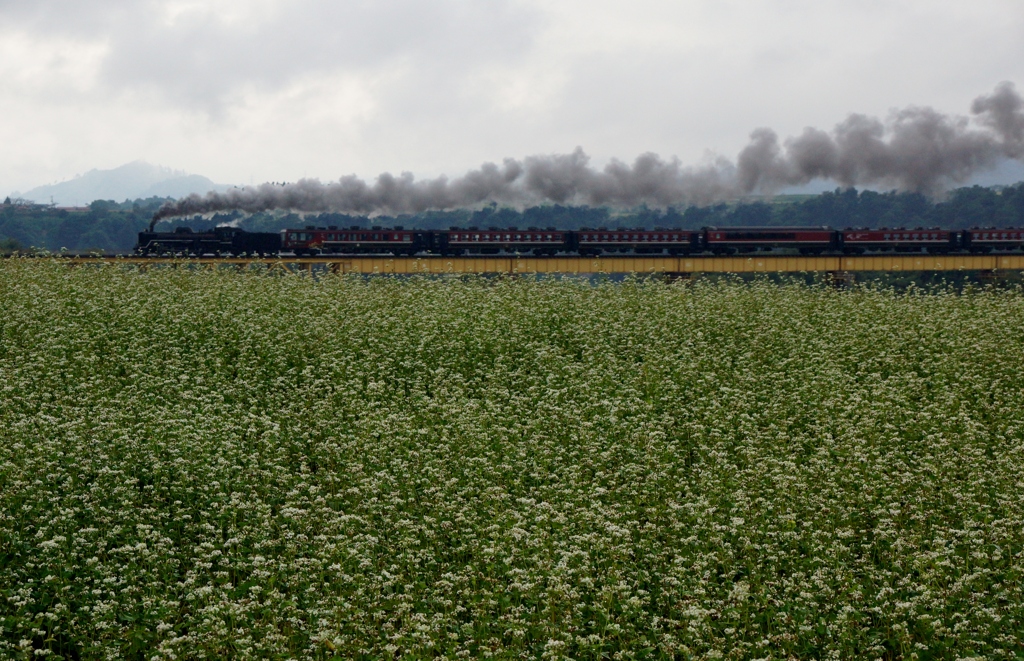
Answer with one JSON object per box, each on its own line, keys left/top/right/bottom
{"left": 136, "top": 225, "right": 1024, "bottom": 257}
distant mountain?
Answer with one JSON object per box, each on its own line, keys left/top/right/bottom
{"left": 15, "top": 161, "right": 230, "bottom": 206}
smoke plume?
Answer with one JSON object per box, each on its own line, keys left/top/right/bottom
{"left": 152, "top": 82, "right": 1024, "bottom": 226}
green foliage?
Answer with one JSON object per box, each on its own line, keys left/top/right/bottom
{"left": 0, "top": 236, "right": 20, "bottom": 254}
{"left": 0, "top": 198, "right": 167, "bottom": 253}
{"left": 2, "top": 264, "right": 1024, "bottom": 658}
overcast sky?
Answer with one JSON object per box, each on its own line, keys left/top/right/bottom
{"left": 1, "top": 0, "right": 1022, "bottom": 196}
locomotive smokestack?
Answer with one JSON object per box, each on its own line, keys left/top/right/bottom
{"left": 151, "top": 82, "right": 1023, "bottom": 221}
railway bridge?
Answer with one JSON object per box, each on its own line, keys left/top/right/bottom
{"left": 56, "top": 253, "right": 1024, "bottom": 276}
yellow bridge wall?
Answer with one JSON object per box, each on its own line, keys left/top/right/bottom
{"left": 63, "top": 254, "right": 1024, "bottom": 274}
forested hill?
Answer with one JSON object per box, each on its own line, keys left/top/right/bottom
{"left": 3, "top": 183, "right": 1024, "bottom": 254}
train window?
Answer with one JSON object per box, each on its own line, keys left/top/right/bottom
{"left": 403, "top": 235, "right": 411, "bottom": 242}
{"left": 473, "top": 234, "right": 480, "bottom": 241}
{"left": 546, "top": 234, "right": 552, "bottom": 240}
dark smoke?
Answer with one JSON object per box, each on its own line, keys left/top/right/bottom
{"left": 152, "top": 82, "right": 1024, "bottom": 227}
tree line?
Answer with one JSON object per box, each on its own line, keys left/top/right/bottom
{"left": 3, "top": 183, "right": 1024, "bottom": 254}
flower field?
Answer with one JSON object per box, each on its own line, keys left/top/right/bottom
{"left": 2, "top": 262, "right": 1024, "bottom": 660}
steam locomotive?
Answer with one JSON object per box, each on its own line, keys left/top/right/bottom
{"left": 136, "top": 225, "right": 1024, "bottom": 256}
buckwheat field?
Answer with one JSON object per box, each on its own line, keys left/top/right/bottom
{"left": 2, "top": 261, "right": 1024, "bottom": 660}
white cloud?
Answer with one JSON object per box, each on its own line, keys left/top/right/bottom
{"left": 0, "top": 0, "right": 1022, "bottom": 195}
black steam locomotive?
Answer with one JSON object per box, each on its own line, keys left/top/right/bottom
{"left": 135, "top": 226, "right": 283, "bottom": 256}
{"left": 136, "top": 225, "right": 1024, "bottom": 256}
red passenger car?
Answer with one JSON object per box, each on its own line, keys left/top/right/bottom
{"left": 841, "top": 228, "right": 956, "bottom": 253}
{"left": 575, "top": 228, "right": 699, "bottom": 255}
{"left": 962, "top": 228, "right": 1024, "bottom": 252}
{"left": 436, "top": 228, "right": 569, "bottom": 256}
{"left": 282, "top": 226, "right": 428, "bottom": 255}
{"left": 704, "top": 227, "right": 836, "bottom": 254}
